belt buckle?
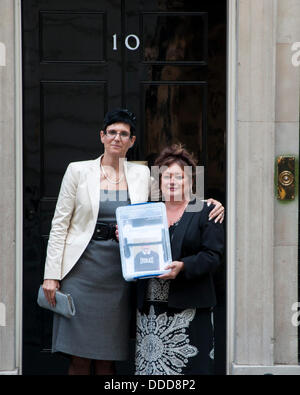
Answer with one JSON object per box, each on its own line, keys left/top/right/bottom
{"left": 96, "top": 224, "right": 110, "bottom": 240}
{"left": 94, "top": 222, "right": 116, "bottom": 241}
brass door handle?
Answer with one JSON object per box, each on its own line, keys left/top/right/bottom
{"left": 277, "top": 156, "right": 295, "bottom": 201}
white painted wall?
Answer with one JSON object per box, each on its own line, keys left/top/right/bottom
{"left": 232, "top": 0, "right": 300, "bottom": 373}
{"left": 274, "top": 0, "right": 300, "bottom": 365}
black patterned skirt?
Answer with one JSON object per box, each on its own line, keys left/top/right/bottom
{"left": 135, "top": 279, "right": 214, "bottom": 375}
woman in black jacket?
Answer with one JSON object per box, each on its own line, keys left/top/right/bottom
{"left": 135, "top": 144, "right": 224, "bottom": 375}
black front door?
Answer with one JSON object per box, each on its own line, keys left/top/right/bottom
{"left": 22, "top": 0, "right": 226, "bottom": 375}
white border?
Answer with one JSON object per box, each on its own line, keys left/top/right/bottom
{"left": 226, "top": 0, "right": 237, "bottom": 375}
{"left": 15, "top": 0, "right": 23, "bottom": 375}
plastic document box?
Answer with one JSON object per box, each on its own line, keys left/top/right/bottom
{"left": 116, "top": 202, "right": 172, "bottom": 281}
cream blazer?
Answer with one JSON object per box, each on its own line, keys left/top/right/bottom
{"left": 44, "top": 156, "right": 150, "bottom": 280}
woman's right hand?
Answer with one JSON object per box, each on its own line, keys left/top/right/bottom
{"left": 115, "top": 224, "right": 119, "bottom": 242}
{"left": 42, "top": 279, "right": 60, "bottom": 307}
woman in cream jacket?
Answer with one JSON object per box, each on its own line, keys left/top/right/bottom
{"left": 42, "top": 109, "right": 150, "bottom": 375}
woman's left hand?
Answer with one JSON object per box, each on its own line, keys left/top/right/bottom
{"left": 207, "top": 198, "right": 225, "bottom": 223}
{"left": 158, "top": 261, "right": 184, "bottom": 280}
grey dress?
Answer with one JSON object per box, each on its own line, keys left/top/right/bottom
{"left": 52, "top": 189, "right": 130, "bottom": 361}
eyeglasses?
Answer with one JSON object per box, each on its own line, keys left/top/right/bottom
{"left": 104, "top": 129, "right": 131, "bottom": 140}
{"left": 162, "top": 173, "right": 184, "bottom": 181}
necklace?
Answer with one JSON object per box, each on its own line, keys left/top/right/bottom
{"left": 100, "top": 155, "right": 125, "bottom": 184}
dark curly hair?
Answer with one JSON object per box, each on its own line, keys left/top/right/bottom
{"left": 154, "top": 144, "right": 198, "bottom": 193}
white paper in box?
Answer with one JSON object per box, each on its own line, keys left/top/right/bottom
{"left": 116, "top": 202, "right": 172, "bottom": 281}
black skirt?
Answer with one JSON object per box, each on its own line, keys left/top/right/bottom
{"left": 135, "top": 278, "right": 214, "bottom": 375}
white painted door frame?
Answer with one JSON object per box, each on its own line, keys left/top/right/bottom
{"left": 226, "top": 0, "right": 237, "bottom": 375}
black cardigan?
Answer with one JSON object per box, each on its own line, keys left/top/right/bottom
{"left": 136, "top": 202, "right": 224, "bottom": 310}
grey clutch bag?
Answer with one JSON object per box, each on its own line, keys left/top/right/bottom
{"left": 37, "top": 285, "right": 76, "bottom": 318}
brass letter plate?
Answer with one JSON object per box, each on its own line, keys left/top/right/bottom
{"left": 277, "top": 156, "right": 295, "bottom": 201}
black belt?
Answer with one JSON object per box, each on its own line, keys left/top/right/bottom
{"left": 92, "top": 222, "right": 117, "bottom": 241}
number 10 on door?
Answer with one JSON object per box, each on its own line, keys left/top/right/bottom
{"left": 113, "top": 34, "right": 140, "bottom": 51}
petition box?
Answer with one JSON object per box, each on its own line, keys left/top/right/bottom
{"left": 116, "top": 202, "right": 172, "bottom": 281}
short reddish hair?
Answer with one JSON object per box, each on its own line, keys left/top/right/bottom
{"left": 154, "top": 144, "right": 197, "bottom": 192}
